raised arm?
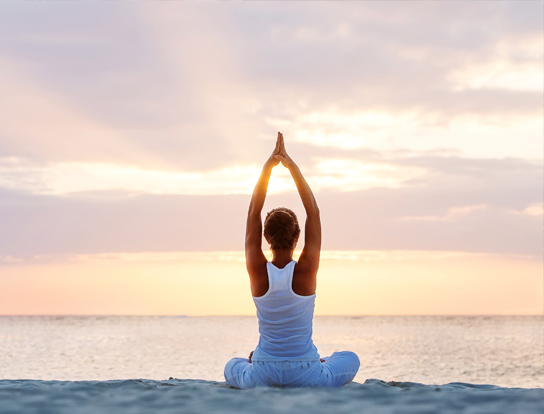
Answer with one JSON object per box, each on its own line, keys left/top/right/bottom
{"left": 274, "top": 135, "right": 321, "bottom": 287}
{"left": 245, "top": 133, "right": 281, "bottom": 290}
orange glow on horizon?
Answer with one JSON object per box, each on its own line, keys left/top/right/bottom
{"left": 0, "top": 251, "right": 541, "bottom": 316}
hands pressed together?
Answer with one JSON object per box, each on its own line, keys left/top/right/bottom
{"left": 266, "top": 132, "right": 296, "bottom": 170}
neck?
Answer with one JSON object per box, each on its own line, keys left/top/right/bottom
{"left": 271, "top": 249, "right": 294, "bottom": 268}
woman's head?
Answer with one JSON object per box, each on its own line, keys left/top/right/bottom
{"left": 263, "top": 207, "right": 300, "bottom": 250}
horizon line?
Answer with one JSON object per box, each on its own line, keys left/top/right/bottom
{"left": 0, "top": 314, "right": 541, "bottom": 317}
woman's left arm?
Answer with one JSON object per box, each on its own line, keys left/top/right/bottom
{"left": 273, "top": 137, "right": 321, "bottom": 291}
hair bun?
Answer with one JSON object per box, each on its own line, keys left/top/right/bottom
{"left": 263, "top": 207, "right": 301, "bottom": 250}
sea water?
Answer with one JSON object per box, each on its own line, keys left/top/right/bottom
{"left": 0, "top": 316, "right": 542, "bottom": 388}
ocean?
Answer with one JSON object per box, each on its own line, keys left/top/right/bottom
{"left": 1, "top": 315, "right": 542, "bottom": 414}
{"left": 1, "top": 315, "right": 542, "bottom": 387}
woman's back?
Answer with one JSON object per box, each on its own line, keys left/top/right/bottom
{"left": 252, "top": 261, "right": 320, "bottom": 362}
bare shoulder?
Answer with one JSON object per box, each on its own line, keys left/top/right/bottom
{"left": 247, "top": 255, "right": 269, "bottom": 297}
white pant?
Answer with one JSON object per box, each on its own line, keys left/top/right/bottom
{"left": 224, "top": 351, "right": 360, "bottom": 389}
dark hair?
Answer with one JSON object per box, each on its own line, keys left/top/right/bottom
{"left": 263, "top": 207, "right": 300, "bottom": 250}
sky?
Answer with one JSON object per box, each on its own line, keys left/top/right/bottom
{"left": 0, "top": 1, "right": 542, "bottom": 315}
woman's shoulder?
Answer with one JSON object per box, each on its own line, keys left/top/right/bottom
{"left": 247, "top": 257, "right": 269, "bottom": 297}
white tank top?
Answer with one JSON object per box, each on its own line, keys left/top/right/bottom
{"left": 251, "top": 260, "right": 320, "bottom": 362}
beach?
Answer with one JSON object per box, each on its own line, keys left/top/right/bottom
{"left": 1, "top": 378, "right": 543, "bottom": 414}
{"left": 1, "top": 316, "right": 542, "bottom": 413}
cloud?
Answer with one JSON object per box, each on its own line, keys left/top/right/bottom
{"left": 0, "top": 158, "right": 261, "bottom": 195}
{"left": 398, "top": 204, "right": 489, "bottom": 222}
{"left": 0, "top": 155, "right": 424, "bottom": 195}
{"left": 0, "top": 154, "right": 540, "bottom": 258}
{"left": 0, "top": 2, "right": 540, "bottom": 262}
{"left": 519, "top": 202, "right": 543, "bottom": 217}
{"left": 0, "top": 1, "right": 541, "bottom": 172}
{"left": 3, "top": 249, "right": 532, "bottom": 266}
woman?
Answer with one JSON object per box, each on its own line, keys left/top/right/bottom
{"left": 224, "top": 132, "right": 360, "bottom": 389}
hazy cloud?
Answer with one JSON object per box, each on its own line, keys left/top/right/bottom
{"left": 0, "top": 154, "right": 540, "bottom": 259}
{"left": 0, "top": 2, "right": 540, "bottom": 261}
{"left": 0, "top": 1, "right": 541, "bottom": 170}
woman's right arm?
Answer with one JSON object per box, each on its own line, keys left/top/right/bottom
{"left": 245, "top": 134, "right": 281, "bottom": 292}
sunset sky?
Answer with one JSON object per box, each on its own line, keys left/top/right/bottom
{"left": 0, "top": 2, "right": 542, "bottom": 315}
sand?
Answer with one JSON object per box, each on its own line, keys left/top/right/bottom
{"left": 0, "top": 378, "right": 542, "bottom": 414}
